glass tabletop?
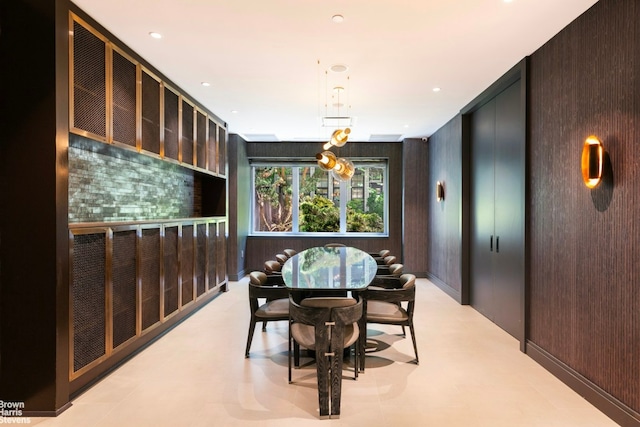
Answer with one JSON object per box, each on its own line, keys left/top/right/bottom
{"left": 282, "top": 246, "right": 378, "bottom": 290}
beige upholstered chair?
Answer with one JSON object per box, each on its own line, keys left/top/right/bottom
{"left": 245, "top": 271, "right": 289, "bottom": 358}
{"left": 359, "top": 274, "right": 418, "bottom": 370}
{"left": 288, "top": 296, "right": 363, "bottom": 418}
{"left": 275, "top": 253, "right": 288, "bottom": 265}
{"left": 324, "top": 243, "right": 346, "bottom": 247}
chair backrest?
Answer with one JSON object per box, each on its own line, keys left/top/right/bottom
{"left": 383, "top": 255, "right": 397, "bottom": 266}
{"left": 364, "top": 274, "right": 416, "bottom": 306}
{"left": 264, "top": 260, "right": 282, "bottom": 273}
{"left": 290, "top": 297, "right": 363, "bottom": 349}
{"left": 248, "top": 271, "right": 289, "bottom": 303}
{"left": 324, "top": 243, "right": 346, "bottom": 247}
{"left": 378, "top": 249, "right": 391, "bottom": 258}
{"left": 386, "top": 263, "right": 403, "bottom": 276}
{"left": 283, "top": 248, "right": 297, "bottom": 258}
{"left": 275, "top": 253, "right": 288, "bottom": 265}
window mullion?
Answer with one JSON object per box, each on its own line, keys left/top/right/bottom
{"left": 292, "top": 166, "right": 300, "bottom": 232}
{"left": 339, "top": 178, "right": 347, "bottom": 233}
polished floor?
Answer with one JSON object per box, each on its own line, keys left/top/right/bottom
{"left": 31, "top": 278, "right": 617, "bottom": 427}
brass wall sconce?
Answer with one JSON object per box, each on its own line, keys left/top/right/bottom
{"left": 436, "top": 181, "right": 445, "bottom": 202}
{"left": 581, "top": 135, "right": 604, "bottom": 188}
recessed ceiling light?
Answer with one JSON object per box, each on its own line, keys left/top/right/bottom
{"left": 331, "top": 14, "right": 344, "bottom": 23}
{"left": 149, "top": 32, "right": 162, "bottom": 39}
{"left": 231, "top": 110, "right": 238, "bottom": 114}
{"left": 201, "top": 82, "right": 211, "bottom": 87}
{"left": 433, "top": 87, "right": 441, "bottom": 92}
{"left": 330, "top": 64, "right": 348, "bottom": 73}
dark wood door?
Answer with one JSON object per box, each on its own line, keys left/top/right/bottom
{"left": 470, "top": 80, "right": 524, "bottom": 340}
{"left": 470, "top": 97, "right": 496, "bottom": 319}
{"left": 493, "top": 82, "right": 524, "bottom": 338}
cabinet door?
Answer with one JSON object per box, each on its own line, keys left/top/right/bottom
{"left": 470, "top": 80, "right": 524, "bottom": 340}
{"left": 470, "top": 98, "right": 496, "bottom": 319}
{"left": 493, "top": 82, "right": 525, "bottom": 338}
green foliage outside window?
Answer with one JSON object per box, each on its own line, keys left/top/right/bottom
{"left": 299, "top": 196, "right": 339, "bottom": 232}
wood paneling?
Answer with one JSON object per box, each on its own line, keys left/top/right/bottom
{"left": 529, "top": 0, "right": 640, "bottom": 422}
{"left": 402, "top": 138, "right": 429, "bottom": 277}
{"left": 424, "top": 118, "right": 463, "bottom": 298}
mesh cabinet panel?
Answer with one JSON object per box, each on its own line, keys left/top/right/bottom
{"left": 73, "top": 21, "right": 106, "bottom": 138}
{"left": 207, "top": 119, "right": 217, "bottom": 173}
{"left": 181, "top": 101, "right": 194, "bottom": 165}
{"left": 72, "top": 233, "right": 106, "bottom": 372}
{"left": 141, "top": 71, "right": 161, "bottom": 154}
{"left": 112, "top": 230, "right": 137, "bottom": 348}
{"left": 112, "top": 51, "right": 136, "bottom": 147}
{"left": 218, "top": 127, "right": 226, "bottom": 175}
{"left": 181, "top": 225, "right": 194, "bottom": 305}
{"left": 196, "top": 224, "right": 207, "bottom": 297}
{"left": 207, "top": 223, "right": 217, "bottom": 290}
{"left": 141, "top": 228, "right": 161, "bottom": 330}
{"left": 196, "top": 111, "right": 207, "bottom": 169}
{"left": 164, "top": 88, "right": 179, "bottom": 161}
{"left": 164, "top": 226, "right": 179, "bottom": 316}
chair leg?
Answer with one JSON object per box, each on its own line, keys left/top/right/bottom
{"left": 262, "top": 320, "right": 267, "bottom": 331}
{"left": 288, "top": 330, "right": 293, "bottom": 383}
{"left": 409, "top": 323, "right": 419, "bottom": 365}
{"left": 245, "top": 319, "right": 257, "bottom": 358}
{"left": 401, "top": 325, "right": 406, "bottom": 337}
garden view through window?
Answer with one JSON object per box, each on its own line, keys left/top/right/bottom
{"left": 252, "top": 162, "right": 387, "bottom": 235}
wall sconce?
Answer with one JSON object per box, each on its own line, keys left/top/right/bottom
{"left": 581, "top": 135, "right": 604, "bottom": 188}
{"left": 436, "top": 181, "right": 445, "bottom": 202}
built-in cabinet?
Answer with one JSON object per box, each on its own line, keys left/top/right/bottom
{"left": 469, "top": 79, "right": 525, "bottom": 341}
{"left": 68, "top": 11, "right": 228, "bottom": 392}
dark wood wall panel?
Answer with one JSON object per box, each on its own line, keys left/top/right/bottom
{"left": 402, "top": 138, "right": 429, "bottom": 277}
{"left": 424, "top": 117, "right": 463, "bottom": 296}
{"left": 529, "top": 0, "right": 640, "bottom": 418}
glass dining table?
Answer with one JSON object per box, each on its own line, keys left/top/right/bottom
{"left": 282, "top": 246, "right": 378, "bottom": 293}
{"left": 281, "top": 246, "right": 378, "bottom": 418}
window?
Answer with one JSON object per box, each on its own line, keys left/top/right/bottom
{"left": 251, "top": 161, "right": 387, "bottom": 235}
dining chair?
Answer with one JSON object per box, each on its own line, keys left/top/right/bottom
{"left": 358, "top": 273, "right": 418, "bottom": 370}
{"left": 275, "top": 253, "right": 288, "bottom": 265}
{"left": 324, "top": 243, "right": 346, "bottom": 247}
{"left": 376, "top": 263, "right": 403, "bottom": 277}
{"left": 368, "top": 249, "right": 391, "bottom": 261}
{"left": 245, "top": 271, "right": 289, "bottom": 358}
{"left": 264, "top": 259, "right": 282, "bottom": 275}
{"left": 288, "top": 296, "right": 363, "bottom": 418}
{"left": 283, "top": 248, "right": 297, "bottom": 258}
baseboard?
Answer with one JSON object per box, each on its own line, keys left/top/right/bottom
{"left": 23, "top": 401, "right": 73, "bottom": 417}
{"left": 425, "top": 272, "right": 462, "bottom": 303}
{"left": 526, "top": 341, "right": 640, "bottom": 427}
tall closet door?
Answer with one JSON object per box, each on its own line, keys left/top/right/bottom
{"left": 470, "top": 80, "right": 524, "bottom": 340}
{"left": 470, "top": 99, "right": 496, "bottom": 319}
{"left": 492, "top": 82, "right": 524, "bottom": 337}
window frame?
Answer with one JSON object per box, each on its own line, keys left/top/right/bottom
{"left": 250, "top": 159, "right": 388, "bottom": 237}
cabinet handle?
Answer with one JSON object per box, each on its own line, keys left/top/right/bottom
{"left": 490, "top": 235, "right": 493, "bottom": 252}
{"left": 496, "top": 236, "right": 500, "bottom": 253}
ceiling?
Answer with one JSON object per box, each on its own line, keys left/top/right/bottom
{"left": 72, "top": 0, "right": 598, "bottom": 143}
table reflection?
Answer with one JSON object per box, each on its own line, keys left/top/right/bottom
{"left": 282, "top": 246, "right": 378, "bottom": 290}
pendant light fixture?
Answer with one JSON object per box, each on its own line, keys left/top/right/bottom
{"left": 315, "top": 60, "right": 354, "bottom": 180}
